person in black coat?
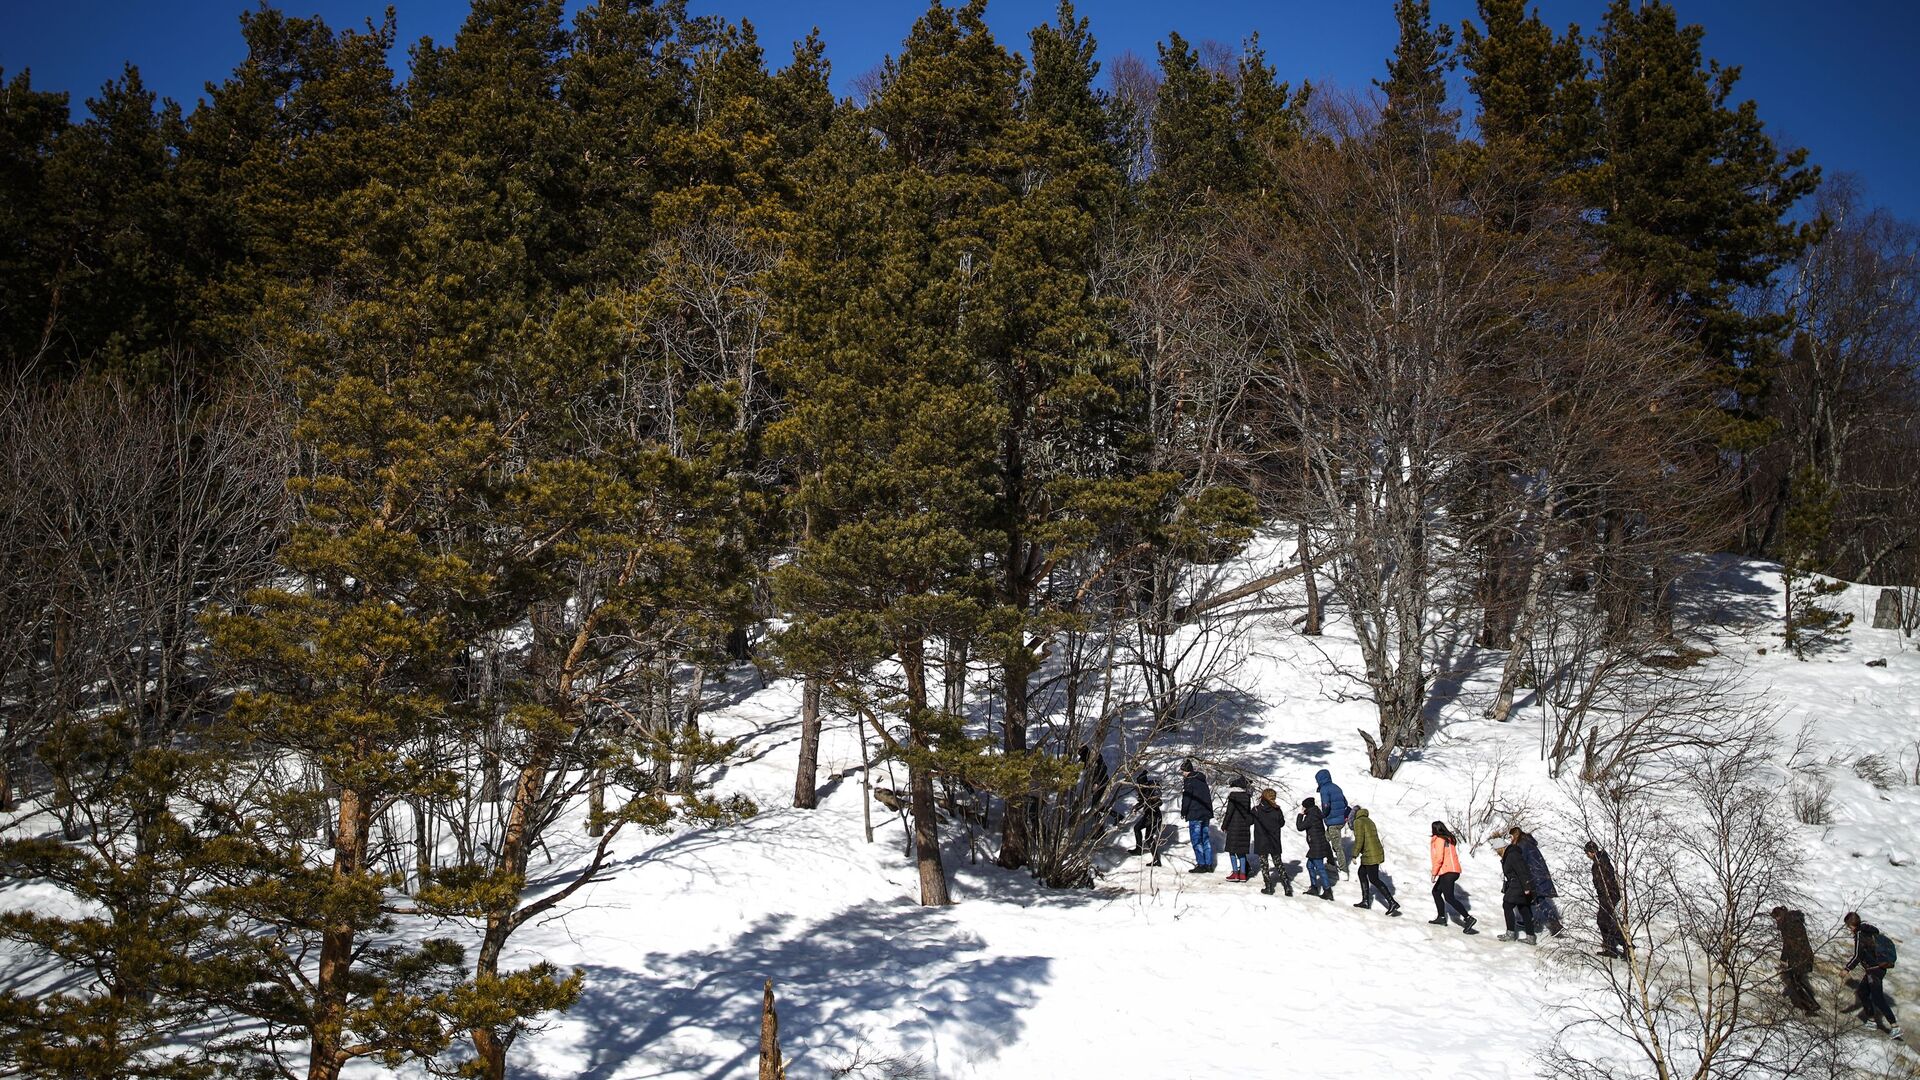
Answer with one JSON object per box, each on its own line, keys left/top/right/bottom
{"left": 1493, "top": 834, "right": 1538, "bottom": 944}
{"left": 1129, "top": 770, "right": 1163, "bottom": 865}
{"left": 1180, "top": 759, "right": 1215, "bottom": 874}
{"left": 1220, "top": 777, "right": 1255, "bottom": 882}
{"left": 1251, "top": 788, "right": 1293, "bottom": 896}
{"left": 1584, "top": 841, "right": 1626, "bottom": 958}
{"left": 1296, "top": 797, "right": 1334, "bottom": 900}
{"left": 1844, "top": 911, "right": 1902, "bottom": 1038}
{"left": 1770, "top": 905, "right": 1818, "bottom": 1015}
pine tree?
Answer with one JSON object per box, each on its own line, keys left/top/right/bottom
{"left": 1377, "top": 0, "right": 1458, "bottom": 151}
{"left": 1583, "top": 0, "right": 1818, "bottom": 449}
{"left": 1458, "top": 0, "right": 1591, "bottom": 185}
{"left": 0, "top": 69, "right": 72, "bottom": 376}
{"left": 1778, "top": 466, "right": 1851, "bottom": 658}
{"left": 768, "top": 0, "right": 1021, "bottom": 906}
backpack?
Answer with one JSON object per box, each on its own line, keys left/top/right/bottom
{"left": 1874, "top": 930, "right": 1898, "bottom": 969}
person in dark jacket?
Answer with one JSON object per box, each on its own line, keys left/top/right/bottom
{"left": 1509, "top": 827, "right": 1563, "bottom": 937}
{"left": 1251, "top": 788, "right": 1293, "bottom": 896}
{"left": 1220, "top": 777, "right": 1255, "bottom": 882}
{"left": 1844, "top": 911, "right": 1902, "bottom": 1038}
{"left": 1079, "top": 745, "right": 1110, "bottom": 803}
{"left": 1769, "top": 906, "right": 1818, "bottom": 1015}
{"left": 1180, "top": 759, "right": 1215, "bottom": 874}
{"left": 1584, "top": 841, "right": 1625, "bottom": 958}
{"left": 1128, "top": 770, "right": 1163, "bottom": 865}
{"left": 1349, "top": 807, "right": 1401, "bottom": 916}
{"left": 1296, "top": 797, "right": 1334, "bottom": 900}
{"left": 1492, "top": 834, "right": 1538, "bottom": 944}
{"left": 1315, "top": 768, "right": 1352, "bottom": 878}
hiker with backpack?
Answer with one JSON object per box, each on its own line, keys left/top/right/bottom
{"left": 1315, "top": 768, "right": 1352, "bottom": 879}
{"left": 1509, "top": 827, "right": 1564, "bottom": 937}
{"left": 1251, "top": 788, "right": 1292, "bottom": 896}
{"left": 1584, "top": 841, "right": 1626, "bottom": 959}
{"left": 1296, "top": 796, "right": 1335, "bottom": 900}
{"left": 1349, "top": 806, "right": 1401, "bottom": 916}
{"left": 1770, "top": 905, "right": 1818, "bottom": 1015}
{"left": 1491, "top": 832, "right": 1538, "bottom": 945}
{"left": 1844, "top": 911, "right": 1902, "bottom": 1039}
{"left": 1128, "top": 769, "right": 1163, "bottom": 866}
{"left": 1220, "top": 777, "right": 1255, "bottom": 882}
{"left": 1429, "top": 821, "right": 1477, "bottom": 934}
{"left": 1180, "top": 759, "right": 1216, "bottom": 874}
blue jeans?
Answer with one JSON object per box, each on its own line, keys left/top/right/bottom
{"left": 1187, "top": 820, "right": 1214, "bottom": 867}
{"left": 1306, "top": 857, "right": 1329, "bottom": 891}
{"left": 1228, "top": 852, "right": 1248, "bottom": 875}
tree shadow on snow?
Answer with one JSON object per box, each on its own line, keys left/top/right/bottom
{"left": 540, "top": 901, "right": 1051, "bottom": 1079}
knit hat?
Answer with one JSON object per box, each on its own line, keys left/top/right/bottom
{"left": 1181, "top": 757, "right": 1195, "bottom": 773}
{"left": 1229, "top": 776, "right": 1248, "bottom": 790}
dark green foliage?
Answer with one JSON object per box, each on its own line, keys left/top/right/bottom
{"left": 1582, "top": 1, "right": 1819, "bottom": 446}
{"left": 1378, "top": 0, "right": 1458, "bottom": 148}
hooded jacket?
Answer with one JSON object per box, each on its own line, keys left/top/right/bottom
{"left": 1180, "top": 770, "right": 1213, "bottom": 822}
{"left": 1516, "top": 833, "right": 1558, "bottom": 898}
{"left": 1295, "top": 800, "right": 1331, "bottom": 859}
{"left": 1589, "top": 849, "right": 1621, "bottom": 911}
{"left": 1430, "top": 835, "right": 1461, "bottom": 877}
{"left": 1499, "top": 843, "right": 1536, "bottom": 906}
{"left": 1775, "top": 909, "right": 1814, "bottom": 973}
{"left": 1351, "top": 808, "right": 1385, "bottom": 866}
{"left": 1314, "top": 769, "right": 1350, "bottom": 827}
{"left": 1221, "top": 786, "right": 1255, "bottom": 855}
{"left": 1251, "top": 800, "right": 1288, "bottom": 857}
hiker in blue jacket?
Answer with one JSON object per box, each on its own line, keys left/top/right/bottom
{"left": 1315, "top": 768, "right": 1351, "bottom": 878}
{"left": 1180, "top": 759, "right": 1216, "bottom": 874}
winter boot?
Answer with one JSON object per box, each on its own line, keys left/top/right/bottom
{"left": 1353, "top": 899, "right": 1373, "bottom": 909}
{"left": 1283, "top": 884, "right": 1294, "bottom": 897}
{"left": 1320, "top": 889, "right": 1336, "bottom": 902}
{"left": 1187, "top": 865, "right": 1209, "bottom": 874}
{"left": 1386, "top": 901, "right": 1402, "bottom": 917}
{"left": 1524, "top": 933, "right": 1538, "bottom": 946}
{"left": 1891, "top": 1025, "right": 1904, "bottom": 1041}
{"left": 1261, "top": 884, "right": 1275, "bottom": 895}
{"left": 1127, "top": 847, "right": 1143, "bottom": 856}
{"left": 1429, "top": 916, "right": 1450, "bottom": 926}
{"left": 1497, "top": 932, "right": 1518, "bottom": 942}
{"left": 1462, "top": 916, "right": 1479, "bottom": 935}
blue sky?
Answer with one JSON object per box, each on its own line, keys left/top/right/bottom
{"left": 4, "top": 1, "right": 1916, "bottom": 219}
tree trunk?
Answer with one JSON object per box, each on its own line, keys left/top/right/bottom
{"left": 308, "top": 784, "right": 371, "bottom": 1080}
{"left": 1298, "top": 521, "right": 1322, "bottom": 636}
{"left": 1489, "top": 490, "right": 1556, "bottom": 723}
{"left": 757, "top": 979, "right": 784, "bottom": 1080}
{"left": 792, "top": 678, "right": 822, "bottom": 809}
{"left": 996, "top": 644, "right": 1032, "bottom": 870}
{"left": 900, "top": 641, "right": 950, "bottom": 906}
{"left": 468, "top": 746, "right": 552, "bottom": 1080}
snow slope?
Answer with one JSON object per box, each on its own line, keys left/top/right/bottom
{"left": 464, "top": 552, "right": 1920, "bottom": 1079}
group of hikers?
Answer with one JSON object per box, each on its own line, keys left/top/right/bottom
{"left": 1126, "top": 758, "right": 1902, "bottom": 1041}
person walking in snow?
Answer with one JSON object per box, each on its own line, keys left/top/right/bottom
{"left": 1252, "top": 788, "right": 1293, "bottom": 896}
{"left": 1429, "top": 822, "right": 1477, "bottom": 933}
{"left": 1492, "top": 833, "right": 1538, "bottom": 945}
{"left": 1129, "top": 769, "right": 1163, "bottom": 866}
{"left": 1584, "top": 841, "right": 1625, "bottom": 958}
{"left": 1221, "top": 777, "right": 1255, "bottom": 882}
{"left": 1296, "top": 796, "right": 1334, "bottom": 900}
{"left": 1349, "top": 806, "right": 1400, "bottom": 916}
{"left": 1180, "top": 759, "right": 1216, "bottom": 874}
{"left": 1314, "top": 768, "right": 1351, "bottom": 879}
{"left": 1079, "top": 744, "right": 1110, "bottom": 806}
{"left": 1769, "top": 906, "right": 1818, "bottom": 1016}
{"left": 1843, "top": 911, "right": 1902, "bottom": 1039}
{"left": 1509, "top": 827, "right": 1563, "bottom": 937}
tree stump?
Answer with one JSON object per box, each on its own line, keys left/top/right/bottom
{"left": 758, "top": 978, "right": 784, "bottom": 1080}
{"left": 1874, "top": 588, "right": 1904, "bottom": 630}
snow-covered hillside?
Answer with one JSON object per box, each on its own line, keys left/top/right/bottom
{"left": 432, "top": 552, "right": 1920, "bottom": 1080}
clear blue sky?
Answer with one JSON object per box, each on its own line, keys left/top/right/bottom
{"left": 4, "top": 1, "right": 1917, "bottom": 219}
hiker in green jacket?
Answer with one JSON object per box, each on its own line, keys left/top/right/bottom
{"left": 1350, "top": 807, "right": 1401, "bottom": 916}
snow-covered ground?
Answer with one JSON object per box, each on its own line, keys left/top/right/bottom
{"left": 470, "top": 553, "right": 1920, "bottom": 1079}
{"left": 4, "top": 548, "right": 1916, "bottom": 1078}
